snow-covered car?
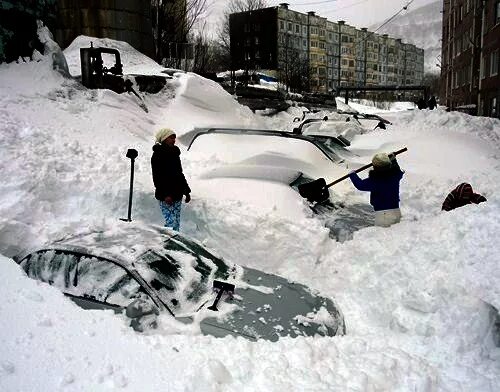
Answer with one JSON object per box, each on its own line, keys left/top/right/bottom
{"left": 294, "top": 118, "right": 366, "bottom": 145}
{"left": 14, "top": 223, "right": 345, "bottom": 341}
{"left": 179, "top": 127, "right": 374, "bottom": 241}
{"left": 180, "top": 127, "right": 359, "bottom": 167}
{"left": 290, "top": 111, "right": 392, "bottom": 145}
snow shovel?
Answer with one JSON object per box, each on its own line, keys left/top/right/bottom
{"left": 298, "top": 147, "right": 408, "bottom": 204}
{"left": 120, "top": 148, "right": 138, "bottom": 222}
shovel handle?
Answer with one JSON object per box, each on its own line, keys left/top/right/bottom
{"left": 325, "top": 147, "right": 407, "bottom": 188}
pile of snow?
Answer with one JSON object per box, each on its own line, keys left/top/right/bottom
{"left": 1, "top": 35, "right": 500, "bottom": 391}
{"left": 338, "top": 98, "right": 417, "bottom": 114}
{"left": 64, "top": 36, "right": 168, "bottom": 77}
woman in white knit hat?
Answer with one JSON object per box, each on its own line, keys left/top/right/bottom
{"left": 348, "top": 152, "right": 404, "bottom": 227}
{"left": 151, "top": 128, "right": 191, "bottom": 231}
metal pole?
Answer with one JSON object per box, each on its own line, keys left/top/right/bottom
{"left": 477, "top": 0, "right": 486, "bottom": 115}
{"left": 121, "top": 149, "right": 138, "bottom": 222}
{"left": 127, "top": 159, "right": 134, "bottom": 221}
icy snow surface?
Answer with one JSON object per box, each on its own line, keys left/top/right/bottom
{"left": 1, "top": 36, "right": 500, "bottom": 391}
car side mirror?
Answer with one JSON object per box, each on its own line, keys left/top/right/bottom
{"left": 126, "top": 298, "right": 160, "bottom": 332}
{"left": 126, "top": 298, "right": 159, "bottom": 319}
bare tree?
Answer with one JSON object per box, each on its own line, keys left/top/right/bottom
{"left": 191, "top": 22, "right": 217, "bottom": 74}
{"left": 278, "top": 42, "right": 311, "bottom": 93}
{"left": 151, "top": 0, "right": 210, "bottom": 66}
{"left": 216, "top": 0, "right": 268, "bottom": 69}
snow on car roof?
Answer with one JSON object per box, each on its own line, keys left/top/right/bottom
{"left": 37, "top": 221, "right": 190, "bottom": 266}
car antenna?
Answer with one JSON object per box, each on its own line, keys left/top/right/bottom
{"left": 207, "top": 280, "right": 235, "bottom": 311}
{"left": 120, "top": 148, "right": 138, "bottom": 222}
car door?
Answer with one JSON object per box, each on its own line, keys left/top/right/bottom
{"left": 20, "top": 250, "right": 154, "bottom": 312}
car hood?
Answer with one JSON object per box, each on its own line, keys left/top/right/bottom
{"left": 196, "top": 266, "right": 345, "bottom": 341}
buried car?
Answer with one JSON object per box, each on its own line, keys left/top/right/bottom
{"left": 14, "top": 223, "right": 345, "bottom": 341}
{"left": 179, "top": 127, "right": 375, "bottom": 240}
{"left": 292, "top": 112, "right": 391, "bottom": 146}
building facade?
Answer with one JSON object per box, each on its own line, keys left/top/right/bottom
{"left": 56, "top": 0, "right": 155, "bottom": 59}
{"left": 230, "top": 3, "right": 424, "bottom": 93}
{"left": 440, "top": 0, "right": 499, "bottom": 117}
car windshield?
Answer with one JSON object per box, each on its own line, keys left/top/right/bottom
{"left": 307, "top": 136, "right": 359, "bottom": 162}
{"left": 136, "top": 235, "right": 239, "bottom": 315}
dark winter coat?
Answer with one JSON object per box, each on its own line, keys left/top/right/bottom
{"left": 151, "top": 143, "right": 191, "bottom": 201}
{"left": 441, "top": 183, "right": 486, "bottom": 211}
{"left": 349, "top": 163, "right": 404, "bottom": 211}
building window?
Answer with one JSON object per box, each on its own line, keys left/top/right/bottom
{"left": 254, "top": 24, "right": 260, "bottom": 32}
{"left": 303, "top": 26, "right": 307, "bottom": 35}
{"left": 295, "top": 24, "right": 300, "bottom": 33}
{"left": 496, "top": 1, "right": 500, "bottom": 25}
{"left": 303, "top": 39, "right": 307, "bottom": 48}
{"left": 310, "top": 27, "right": 318, "bottom": 35}
{"left": 490, "top": 50, "right": 499, "bottom": 76}
{"left": 319, "top": 29, "right": 325, "bottom": 37}
{"left": 255, "top": 37, "right": 259, "bottom": 45}
{"left": 244, "top": 24, "right": 250, "bottom": 32}
{"left": 255, "top": 50, "right": 260, "bottom": 59}
{"left": 280, "top": 20, "right": 284, "bottom": 30}
{"left": 311, "top": 40, "right": 318, "bottom": 47}
{"left": 492, "top": 98, "right": 497, "bottom": 117}
{"left": 319, "top": 42, "right": 325, "bottom": 49}
{"left": 288, "top": 22, "right": 292, "bottom": 31}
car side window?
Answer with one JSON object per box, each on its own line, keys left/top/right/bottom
{"left": 22, "top": 250, "right": 78, "bottom": 290}
{"left": 68, "top": 256, "right": 145, "bottom": 307}
{"left": 22, "top": 250, "right": 147, "bottom": 307}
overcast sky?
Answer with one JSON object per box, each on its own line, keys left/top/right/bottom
{"left": 204, "top": 0, "right": 438, "bottom": 36}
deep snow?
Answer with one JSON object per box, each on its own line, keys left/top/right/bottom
{"left": 0, "top": 36, "right": 499, "bottom": 391}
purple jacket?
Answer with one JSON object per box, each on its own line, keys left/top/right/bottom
{"left": 349, "top": 164, "right": 404, "bottom": 211}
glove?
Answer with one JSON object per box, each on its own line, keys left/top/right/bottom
{"left": 185, "top": 194, "right": 191, "bottom": 203}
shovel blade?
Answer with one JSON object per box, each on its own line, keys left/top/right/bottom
{"left": 298, "top": 178, "right": 330, "bottom": 203}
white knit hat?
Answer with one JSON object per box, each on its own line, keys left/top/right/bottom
{"left": 155, "top": 128, "right": 176, "bottom": 143}
{"left": 372, "top": 153, "right": 391, "bottom": 169}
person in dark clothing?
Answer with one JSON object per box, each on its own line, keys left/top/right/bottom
{"left": 441, "top": 183, "right": 486, "bottom": 211}
{"left": 349, "top": 153, "right": 404, "bottom": 227}
{"left": 151, "top": 128, "right": 191, "bottom": 231}
{"left": 417, "top": 97, "right": 428, "bottom": 110}
{"left": 428, "top": 96, "right": 437, "bottom": 110}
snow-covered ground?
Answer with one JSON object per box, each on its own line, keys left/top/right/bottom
{"left": 1, "top": 36, "right": 500, "bottom": 391}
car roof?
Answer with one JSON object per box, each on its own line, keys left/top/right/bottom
{"left": 178, "top": 127, "right": 348, "bottom": 163}
{"left": 15, "top": 222, "right": 200, "bottom": 268}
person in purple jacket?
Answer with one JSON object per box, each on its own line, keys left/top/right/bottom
{"left": 349, "top": 152, "right": 404, "bottom": 227}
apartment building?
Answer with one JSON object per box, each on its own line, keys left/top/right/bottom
{"left": 440, "top": 0, "right": 499, "bottom": 117}
{"left": 230, "top": 3, "right": 424, "bottom": 93}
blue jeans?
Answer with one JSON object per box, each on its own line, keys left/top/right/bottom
{"left": 159, "top": 200, "right": 182, "bottom": 231}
